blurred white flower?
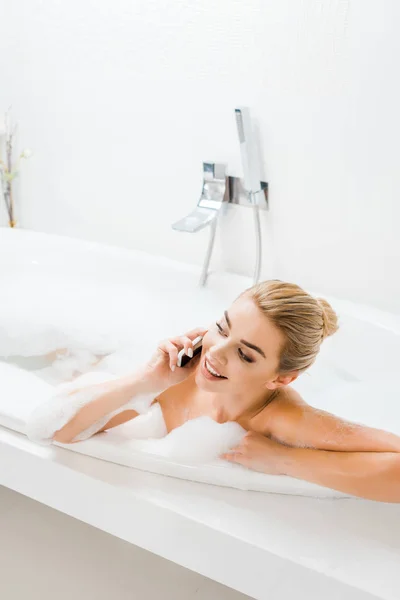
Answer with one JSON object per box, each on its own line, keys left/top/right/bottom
{"left": 20, "top": 148, "right": 33, "bottom": 159}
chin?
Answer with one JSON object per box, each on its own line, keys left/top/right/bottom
{"left": 194, "top": 369, "right": 214, "bottom": 390}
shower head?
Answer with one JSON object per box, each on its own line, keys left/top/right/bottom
{"left": 234, "top": 107, "right": 262, "bottom": 195}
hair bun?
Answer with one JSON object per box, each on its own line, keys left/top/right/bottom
{"left": 317, "top": 298, "right": 339, "bottom": 339}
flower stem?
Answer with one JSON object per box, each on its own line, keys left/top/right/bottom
{"left": 8, "top": 183, "right": 15, "bottom": 226}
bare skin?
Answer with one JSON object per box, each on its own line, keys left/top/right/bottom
{"left": 54, "top": 294, "right": 400, "bottom": 502}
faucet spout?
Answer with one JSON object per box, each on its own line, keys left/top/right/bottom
{"left": 171, "top": 162, "right": 228, "bottom": 233}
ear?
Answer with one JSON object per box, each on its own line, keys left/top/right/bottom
{"left": 265, "top": 371, "right": 299, "bottom": 390}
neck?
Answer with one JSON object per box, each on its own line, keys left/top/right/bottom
{"left": 187, "top": 374, "right": 276, "bottom": 422}
{"left": 217, "top": 388, "right": 276, "bottom": 422}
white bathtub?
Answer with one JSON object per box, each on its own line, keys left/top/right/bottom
{"left": 1, "top": 229, "right": 400, "bottom": 600}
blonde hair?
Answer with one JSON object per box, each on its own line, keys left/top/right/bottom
{"left": 246, "top": 280, "right": 339, "bottom": 373}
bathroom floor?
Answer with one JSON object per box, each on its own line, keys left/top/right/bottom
{"left": 0, "top": 485, "right": 249, "bottom": 600}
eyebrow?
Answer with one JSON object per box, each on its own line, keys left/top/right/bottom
{"left": 224, "top": 311, "right": 266, "bottom": 358}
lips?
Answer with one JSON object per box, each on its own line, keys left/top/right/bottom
{"left": 201, "top": 356, "right": 227, "bottom": 381}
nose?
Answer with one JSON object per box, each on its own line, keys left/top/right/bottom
{"left": 208, "top": 343, "right": 228, "bottom": 366}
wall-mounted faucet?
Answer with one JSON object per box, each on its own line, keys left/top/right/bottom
{"left": 172, "top": 107, "right": 268, "bottom": 286}
{"left": 172, "top": 162, "right": 228, "bottom": 234}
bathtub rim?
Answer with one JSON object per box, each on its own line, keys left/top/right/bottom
{"left": 1, "top": 424, "right": 398, "bottom": 600}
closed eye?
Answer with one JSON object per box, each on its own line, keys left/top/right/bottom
{"left": 216, "top": 322, "right": 227, "bottom": 336}
{"left": 239, "top": 348, "right": 253, "bottom": 363}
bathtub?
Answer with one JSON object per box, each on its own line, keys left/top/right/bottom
{"left": 0, "top": 228, "right": 400, "bottom": 600}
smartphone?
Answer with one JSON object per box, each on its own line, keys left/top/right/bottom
{"left": 177, "top": 336, "right": 203, "bottom": 368}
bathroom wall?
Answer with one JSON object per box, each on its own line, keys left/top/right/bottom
{"left": 0, "top": 0, "right": 399, "bottom": 312}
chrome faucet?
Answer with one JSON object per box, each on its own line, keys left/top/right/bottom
{"left": 172, "top": 162, "right": 228, "bottom": 234}
{"left": 172, "top": 107, "right": 268, "bottom": 286}
{"left": 172, "top": 162, "right": 228, "bottom": 286}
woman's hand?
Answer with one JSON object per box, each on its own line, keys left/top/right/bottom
{"left": 142, "top": 327, "right": 208, "bottom": 391}
{"left": 222, "top": 431, "right": 290, "bottom": 475}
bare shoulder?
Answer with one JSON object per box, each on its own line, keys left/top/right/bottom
{"left": 266, "top": 385, "right": 310, "bottom": 416}
{"left": 273, "top": 385, "right": 309, "bottom": 408}
{"left": 252, "top": 386, "right": 400, "bottom": 452}
{"left": 249, "top": 386, "right": 309, "bottom": 436}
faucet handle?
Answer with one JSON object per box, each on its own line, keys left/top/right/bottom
{"left": 199, "top": 162, "right": 229, "bottom": 208}
{"left": 203, "top": 161, "right": 226, "bottom": 182}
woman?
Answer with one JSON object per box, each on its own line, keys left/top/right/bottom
{"left": 29, "top": 280, "right": 400, "bottom": 502}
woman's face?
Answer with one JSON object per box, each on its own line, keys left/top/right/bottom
{"left": 195, "top": 294, "right": 295, "bottom": 395}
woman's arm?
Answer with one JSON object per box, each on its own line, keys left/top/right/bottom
{"left": 223, "top": 387, "right": 400, "bottom": 502}
{"left": 282, "top": 444, "right": 400, "bottom": 502}
{"left": 25, "top": 370, "right": 156, "bottom": 446}
{"left": 27, "top": 327, "right": 207, "bottom": 445}
{"left": 95, "top": 409, "right": 140, "bottom": 434}
{"left": 52, "top": 373, "right": 150, "bottom": 444}
{"left": 266, "top": 387, "right": 400, "bottom": 453}
{"left": 223, "top": 432, "right": 400, "bottom": 502}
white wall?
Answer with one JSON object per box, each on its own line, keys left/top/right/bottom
{"left": 0, "top": 0, "right": 399, "bottom": 312}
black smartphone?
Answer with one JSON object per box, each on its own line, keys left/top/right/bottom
{"left": 177, "top": 336, "right": 203, "bottom": 368}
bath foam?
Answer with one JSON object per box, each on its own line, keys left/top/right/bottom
{"left": 134, "top": 417, "right": 246, "bottom": 464}
{"left": 25, "top": 371, "right": 165, "bottom": 444}
{"left": 0, "top": 270, "right": 217, "bottom": 363}
{"left": 0, "top": 361, "right": 349, "bottom": 498}
{"left": 0, "top": 268, "right": 351, "bottom": 395}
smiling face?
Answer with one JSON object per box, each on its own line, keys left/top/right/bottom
{"left": 195, "top": 294, "right": 297, "bottom": 396}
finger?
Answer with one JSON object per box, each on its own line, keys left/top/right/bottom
{"left": 169, "top": 335, "right": 194, "bottom": 358}
{"left": 221, "top": 450, "right": 243, "bottom": 462}
{"left": 184, "top": 327, "right": 208, "bottom": 341}
{"left": 221, "top": 453, "right": 232, "bottom": 461}
{"left": 181, "top": 336, "right": 194, "bottom": 357}
{"left": 227, "top": 444, "right": 243, "bottom": 453}
{"left": 158, "top": 340, "right": 179, "bottom": 370}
